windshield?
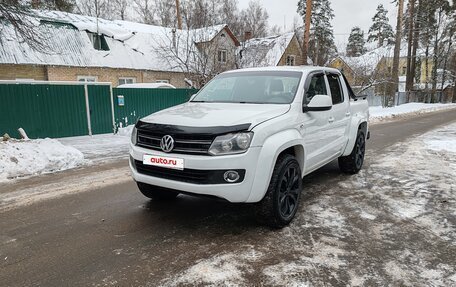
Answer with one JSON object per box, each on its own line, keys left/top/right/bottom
{"left": 192, "top": 71, "right": 303, "bottom": 104}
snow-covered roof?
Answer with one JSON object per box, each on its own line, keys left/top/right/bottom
{"left": 239, "top": 32, "right": 297, "bottom": 68}
{"left": 335, "top": 42, "right": 430, "bottom": 75}
{"left": 0, "top": 10, "right": 236, "bottom": 72}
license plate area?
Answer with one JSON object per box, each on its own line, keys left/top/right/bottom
{"left": 143, "top": 154, "right": 184, "bottom": 170}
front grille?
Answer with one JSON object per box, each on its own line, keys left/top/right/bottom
{"left": 134, "top": 160, "right": 245, "bottom": 184}
{"left": 137, "top": 130, "right": 213, "bottom": 155}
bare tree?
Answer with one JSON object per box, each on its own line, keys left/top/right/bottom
{"left": 113, "top": 0, "right": 129, "bottom": 20}
{"left": 240, "top": 0, "right": 269, "bottom": 38}
{"left": 181, "top": 0, "right": 217, "bottom": 29}
{"left": 0, "top": 1, "right": 50, "bottom": 51}
{"left": 218, "top": 0, "right": 242, "bottom": 37}
{"left": 153, "top": 27, "right": 236, "bottom": 88}
{"left": 133, "top": 0, "right": 155, "bottom": 24}
{"left": 76, "top": 0, "right": 113, "bottom": 19}
{"left": 153, "top": 0, "right": 177, "bottom": 27}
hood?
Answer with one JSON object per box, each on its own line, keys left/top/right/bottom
{"left": 141, "top": 102, "right": 290, "bottom": 128}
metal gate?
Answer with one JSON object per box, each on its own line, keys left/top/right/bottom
{"left": 87, "top": 85, "right": 114, "bottom": 135}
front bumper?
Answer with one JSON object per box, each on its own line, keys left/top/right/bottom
{"left": 129, "top": 144, "right": 262, "bottom": 202}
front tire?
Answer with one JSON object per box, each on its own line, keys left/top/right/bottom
{"left": 338, "top": 129, "right": 366, "bottom": 174}
{"left": 136, "top": 182, "right": 179, "bottom": 200}
{"left": 255, "top": 154, "right": 302, "bottom": 228}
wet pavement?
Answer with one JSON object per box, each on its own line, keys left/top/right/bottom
{"left": 1, "top": 109, "right": 455, "bottom": 286}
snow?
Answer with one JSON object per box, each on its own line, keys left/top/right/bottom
{"left": 369, "top": 103, "right": 456, "bottom": 122}
{"left": 336, "top": 41, "right": 431, "bottom": 75}
{"left": 59, "top": 127, "right": 132, "bottom": 163}
{"left": 0, "top": 10, "right": 229, "bottom": 73}
{"left": 239, "top": 32, "right": 295, "bottom": 68}
{"left": 160, "top": 122, "right": 456, "bottom": 286}
{"left": 0, "top": 125, "right": 132, "bottom": 183}
{"left": 423, "top": 123, "right": 456, "bottom": 153}
{"left": 0, "top": 138, "right": 84, "bottom": 182}
{"left": 162, "top": 248, "right": 263, "bottom": 287}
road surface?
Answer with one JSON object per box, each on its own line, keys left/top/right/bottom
{"left": 1, "top": 109, "right": 455, "bottom": 286}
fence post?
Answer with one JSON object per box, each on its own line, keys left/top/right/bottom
{"left": 84, "top": 84, "right": 92, "bottom": 136}
{"left": 109, "top": 84, "right": 116, "bottom": 134}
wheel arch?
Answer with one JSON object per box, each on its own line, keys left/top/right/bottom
{"left": 247, "top": 129, "right": 305, "bottom": 202}
{"left": 342, "top": 118, "right": 368, "bottom": 156}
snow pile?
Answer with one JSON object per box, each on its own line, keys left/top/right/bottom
{"left": 0, "top": 138, "right": 84, "bottom": 182}
{"left": 58, "top": 132, "right": 130, "bottom": 164}
{"left": 423, "top": 122, "right": 456, "bottom": 153}
{"left": 162, "top": 248, "right": 262, "bottom": 287}
{"left": 369, "top": 103, "right": 456, "bottom": 122}
{"left": 116, "top": 125, "right": 134, "bottom": 137}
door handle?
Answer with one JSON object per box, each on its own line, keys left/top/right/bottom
{"left": 345, "top": 112, "right": 351, "bottom": 117}
{"left": 328, "top": 117, "right": 335, "bottom": 123}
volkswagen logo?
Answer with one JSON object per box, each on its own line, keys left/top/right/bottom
{"left": 160, "top": 135, "right": 174, "bottom": 153}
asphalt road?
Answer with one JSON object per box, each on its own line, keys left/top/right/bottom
{"left": 1, "top": 109, "right": 455, "bottom": 286}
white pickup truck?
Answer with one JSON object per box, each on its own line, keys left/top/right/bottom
{"left": 129, "top": 66, "right": 369, "bottom": 227}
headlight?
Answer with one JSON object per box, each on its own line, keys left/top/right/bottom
{"left": 131, "top": 126, "right": 137, "bottom": 145}
{"left": 208, "top": 132, "right": 253, "bottom": 155}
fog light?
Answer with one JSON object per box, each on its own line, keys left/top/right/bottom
{"left": 223, "top": 170, "right": 240, "bottom": 183}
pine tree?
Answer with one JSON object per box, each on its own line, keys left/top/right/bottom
{"left": 346, "top": 27, "right": 366, "bottom": 56}
{"left": 367, "top": 4, "right": 395, "bottom": 47}
{"left": 297, "top": 0, "right": 337, "bottom": 66}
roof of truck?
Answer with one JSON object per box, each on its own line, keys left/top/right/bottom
{"left": 222, "top": 66, "right": 340, "bottom": 74}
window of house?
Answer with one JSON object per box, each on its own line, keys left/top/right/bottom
{"left": 87, "top": 32, "right": 109, "bottom": 51}
{"left": 217, "top": 50, "right": 227, "bottom": 63}
{"left": 220, "top": 33, "right": 226, "bottom": 38}
{"left": 156, "top": 80, "right": 170, "bottom": 83}
{"left": 402, "top": 66, "right": 407, "bottom": 75}
{"left": 77, "top": 76, "right": 97, "bottom": 82}
{"left": 387, "top": 66, "right": 392, "bottom": 74}
{"left": 305, "top": 73, "right": 327, "bottom": 104}
{"left": 118, "top": 77, "right": 136, "bottom": 85}
{"left": 327, "top": 74, "right": 344, "bottom": 105}
{"left": 286, "top": 55, "right": 296, "bottom": 66}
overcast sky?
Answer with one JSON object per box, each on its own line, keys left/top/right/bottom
{"left": 238, "top": 0, "right": 398, "bottom": 50}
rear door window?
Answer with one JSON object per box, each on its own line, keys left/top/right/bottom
{"left": 327, "top": 74, "right": 344, "bottom": 105}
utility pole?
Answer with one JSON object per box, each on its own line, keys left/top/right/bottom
{"left": 175, "top": 0, "right": 182, "bottom": 29}
{"left": 389, "top": 0, "right": 404, "bottom": 106}
{"left": 302, "top": 0, "right": 313, "bottom": 65}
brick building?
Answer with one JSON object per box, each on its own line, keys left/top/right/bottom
{"left": 0, "top": 11, "right": 240, "bottom": 87}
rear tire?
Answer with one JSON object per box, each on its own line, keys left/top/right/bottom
{"left": 338, "top": 129, "right": 366, "bottom": 174}
{"left": 136, "top": 182, "right": 179, "bottom": 200}
{"left": 255, "top": 154, "right": 302, "bottom": 228}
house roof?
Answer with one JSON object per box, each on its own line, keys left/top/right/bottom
{"left": 0, "top": 10, "right": 239, "bottom": 72}
{"left": 333, "top": 43, "right": 431, "bottom": 75}
{"left": 239, "top": 32, "right": 297, "bottom": 68}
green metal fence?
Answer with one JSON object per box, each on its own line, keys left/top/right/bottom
{"left": 0, "top": 81, "right": 197, "bottom": 139}
{"left": 0, "top": 83, "right": 89, "bottom": 138}
{"left": 112, "top": 88, "right": 197, "bottom": 130}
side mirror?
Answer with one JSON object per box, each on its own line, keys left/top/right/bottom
{"left": 303, "top": 94, "right": 332, "bottom": 112}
